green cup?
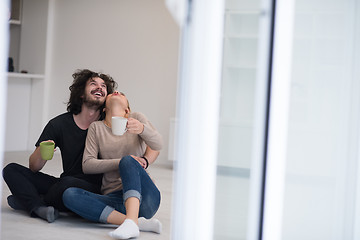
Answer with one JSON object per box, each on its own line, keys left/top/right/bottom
{"left": 40, "top": 141, "right": 55, "bottom": 160}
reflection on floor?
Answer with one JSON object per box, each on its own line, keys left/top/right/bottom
{"left": 1, "top": 151, "right": 173, "bottom": 240}
{"left": 213, "top": 168, "right": 249, "bottom": 240}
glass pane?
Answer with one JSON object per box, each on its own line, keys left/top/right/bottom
{"left": 213, "top": 0, "right": 261, "bottom": 239}
{"left": 282, "top": 0, "right": 359, "bottom": 239}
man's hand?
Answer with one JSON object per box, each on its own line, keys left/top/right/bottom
{"left": 29, "top": 140, "right": 56, "bottom": 172}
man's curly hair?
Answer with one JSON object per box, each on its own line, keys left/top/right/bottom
{"left": 67, "top": 69, "right": 117, "bottom": 115}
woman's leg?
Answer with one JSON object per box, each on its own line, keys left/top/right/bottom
{"left": 107, "top": 196, "right": 161, "bottom": 234}
{"left": 109, "top": 156, "right": 161, "bottom": 239}
{"left": 107, "top": 197, "right": 139, "bottom": 224}
{"left": 64, "top": 187, "right": 140, "bottom": 239}
{"left": 45, "top": 175, "right": 101, "bottom": 211}
{"left": 119, "top": 155, "right": 161, "bottom": 219}
{"left": 108, "top": 197, "right": 141, "bottom": 239}
{"left": 62, "top": 187, "right": 126, "bottom": 223}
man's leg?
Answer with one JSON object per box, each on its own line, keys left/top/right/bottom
{"left": 2, "top": 163, "right": 59, "bottom": 222}
{"left": 44, "top": 175, "right": 101, "bottom": 211}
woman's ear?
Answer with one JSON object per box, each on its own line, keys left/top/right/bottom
{"left": 124, "top": 108, "right": 130, "bottom": 117}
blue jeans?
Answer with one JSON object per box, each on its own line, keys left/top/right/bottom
{"left": 62, "top": 156, "right": 161, "bottom": 223}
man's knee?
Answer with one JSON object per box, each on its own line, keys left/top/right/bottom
{"left": 55, "top": 176, "right": 99, "bottom": 193}
{"left": 57, "top": 176, "right": 77, "bottom": 187}
{"left": 48, "top": 176, "right": 82, "bottom": 195}
{"left": 3, "top": 163, "right": 22, "bottom": 180}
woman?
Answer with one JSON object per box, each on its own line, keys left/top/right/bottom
{"left": 62, "top": 91, "right": 163, "bottom": 239}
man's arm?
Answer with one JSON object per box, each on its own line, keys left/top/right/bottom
{"left": 143, "top": 146, "right": 160, "bottom": 165}
{"left": 128, "top": 113, "right": 162, "bottom": 168}
{"left": 29, "top": 146, "right": 47, "bottom": 172}
{"left": 131, "top": 146, "right": 160, "bottom": 169}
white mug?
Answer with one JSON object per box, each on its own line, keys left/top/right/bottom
{"left": 111, "top": 116, "right": 128, "bottom": 136}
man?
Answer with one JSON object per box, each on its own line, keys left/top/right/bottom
{"left": 2, "top": 69, "right": 116, "bottom": 222}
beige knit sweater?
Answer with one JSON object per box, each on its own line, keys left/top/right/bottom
{"left": 82, "top": 112, "right": 163, "bottom": 194}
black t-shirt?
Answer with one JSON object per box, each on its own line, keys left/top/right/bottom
{"left": 36, "top": 112, "right": 102, "bottom": 184}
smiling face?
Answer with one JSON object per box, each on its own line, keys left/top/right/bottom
{"left": 83, "top": 77, "right": 107, "bottom": 107}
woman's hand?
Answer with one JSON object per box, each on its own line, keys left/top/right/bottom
{"left": 131, "top": 155, "right": 147, "bottom": 169}
{"left": 126, "top": 118, "right": 144, "bottom": 134}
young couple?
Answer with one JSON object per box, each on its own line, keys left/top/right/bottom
{"left": 2, "top": 69, "right": 163, "bottom": 239}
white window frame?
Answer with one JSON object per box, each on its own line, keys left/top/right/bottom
{"left": 171, "top": 0, "right": 225, "bottom": 239}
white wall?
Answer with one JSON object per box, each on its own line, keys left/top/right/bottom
{"left": 7, "top": 0, "right": 180, "bottom": 166}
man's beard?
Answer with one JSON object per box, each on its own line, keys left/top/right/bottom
{"left": 83, "top": 95, "right": 103, "bottom": 109}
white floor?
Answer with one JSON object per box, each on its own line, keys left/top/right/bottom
{"left": 0, "top": 151, "right": 174, "bottom": 240}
